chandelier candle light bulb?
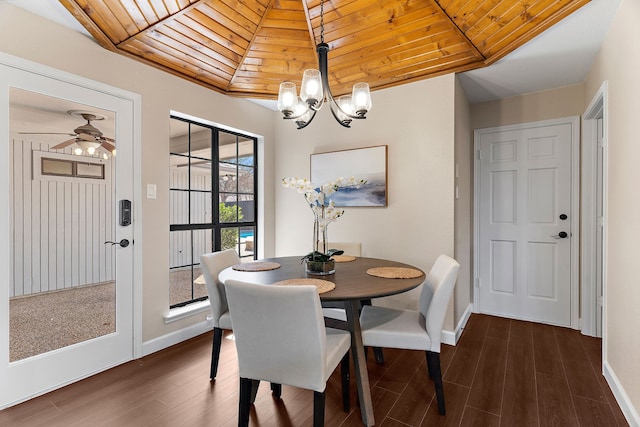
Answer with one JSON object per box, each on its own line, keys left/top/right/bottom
{"left": 277, "top": 82, "right": 297, "bottom": 117}
{"left": 352, "top": 83, "right": 372, "bottom": 116}
{"left": 300, "top": 69, "right": 323, "bottom": 108}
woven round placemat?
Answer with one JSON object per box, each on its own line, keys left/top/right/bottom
{"left": 232, "top": 261, "right": 281, "bottom": 272}
{"left": 273, "top": 278, "right": 336, "bottom": 294}
{"left": 333, "top": 255, "right": 356, "bottom": 263}
{"left": 366, "top": 266, "right": 423, "bottom": 279}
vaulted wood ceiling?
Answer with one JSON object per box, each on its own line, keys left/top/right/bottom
{"left": 60, "top": 0, "right": 590, "bottom": 100}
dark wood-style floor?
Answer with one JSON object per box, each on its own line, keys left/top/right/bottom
{"left": 0, "top": 314, "right": 628, "bottom": 426}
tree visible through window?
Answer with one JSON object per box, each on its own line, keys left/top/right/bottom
{"left": 169, "top": 116, "right": 257, "bottom": 308}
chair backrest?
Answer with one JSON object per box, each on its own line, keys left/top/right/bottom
{"left": 327, "top": 242, "right": 362, "bottom": 256}
{"left": 200, "top": 249, "right": 240, "bottom": 326}
{"left": 418, "top": 255, "right": 460, "bottom": 352}
{"left": 225, "top": 280, "right": 329, "bottom": 392}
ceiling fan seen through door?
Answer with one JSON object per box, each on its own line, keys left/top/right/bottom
{"left": 19, "top": 110, "right": 116, "bottom": 156}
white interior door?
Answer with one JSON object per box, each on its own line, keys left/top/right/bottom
{"left": 476, "top": 120, "right": 576, "bottom": 327}
{"left": 0, "top": 56, "right": 136, "bottom": 408}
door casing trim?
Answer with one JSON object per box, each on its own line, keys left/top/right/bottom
{"left": 0, "top": 51, "right": 142, "bottom": 408}
{"left": 581, "top": 81, "right": 608, "bottom": 339}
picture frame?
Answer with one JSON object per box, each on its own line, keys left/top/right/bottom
{"left": 310, "top": 145, "right": 387, "bottom": 207}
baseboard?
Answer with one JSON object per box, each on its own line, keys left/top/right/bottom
{"left": 145, "top": 303, "right": 474, "bottom": 354}
{"left": 441, "top": 303, "right": 473, "bottom": 346}
{"left": 142, "top": 320, "right": 211, "bottom": 356}
{"left": 603, "top": 360, "right": 640, "bottom": 426}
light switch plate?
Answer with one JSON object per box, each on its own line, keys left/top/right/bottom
{"left": 147, "top": 184, "right": 157, "bottom": 199}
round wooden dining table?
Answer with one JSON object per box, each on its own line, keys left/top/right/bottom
{"left": 219, "top": 255, "right": 425, "bottom": 427}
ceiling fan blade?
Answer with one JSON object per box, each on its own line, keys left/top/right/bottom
{"left": 18, "top": 132, "right": 76, "bottom": 136}
{"left": 51, "top": 138, "right": 78, "bottom": 150}
{"left": 100, "top": 141, "right": 116, "bottom": 153}
{"left": 102, "top": 136, "right": 115, "bottom": 142}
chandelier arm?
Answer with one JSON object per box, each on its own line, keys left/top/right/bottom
{"left": 308, "top": 97, "right": 325, "bottom": 112}
{"left": 318, "top": 43, "right": 365, "bottom": 122}
{"left": 283, "top": 106, "right": 313, "bottom": 121}
{"left": 296, "top": 110, "right": 318, "bottom": 129}
{"left": 329, "top": 102, "right": 352, "bottom": 128}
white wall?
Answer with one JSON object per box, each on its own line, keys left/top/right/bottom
{"left": 470, "top": 84, "right": 584, "bottom": 130}
{"left": 274, "top": 75, "right": 458, "bottom": 329}
{"left": 584, "top": 0, "right": 640, "bottom": 420}
{"left": 454, "top": 77, "right": 472, "bottom": 323}
{"left": 0, "top": 3, "right": 276, "bottom": 343}
{"left": 10, "top": 143, "right": 114, "bottom": 296}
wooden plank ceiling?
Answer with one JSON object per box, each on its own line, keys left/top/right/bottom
{"left": 60, "top": 0, "right": 590, "bottom": 99}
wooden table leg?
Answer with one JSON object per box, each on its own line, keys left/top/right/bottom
{"left": 345, "top": 300, "right": 375, "bottom": 426}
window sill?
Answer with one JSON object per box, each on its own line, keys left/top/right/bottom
{"left": 164, "top": 300, "right": 211, "bottom": 324}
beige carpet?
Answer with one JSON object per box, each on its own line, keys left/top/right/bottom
{"left": 9, "top": 282, "right": 116, "bottom": 362}
{"left": 9, "top": 269, "right": 204, "bottom": 362}
{"left": 169, "top": 267, "right": 207, "bottom": 305}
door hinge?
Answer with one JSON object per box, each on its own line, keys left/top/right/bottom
{"left": 475, "top": 277, "right": 481, "bottom": 288}
{"left": 478, "top": 150, "right": 482, "bottom": 160}
{"left": 597, "top": 216, "right": 604, "bottom": 227}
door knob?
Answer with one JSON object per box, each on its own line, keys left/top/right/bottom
{"left": 550, "top": 231, "right": 568, "bottom": 239}
{"left": 104, "top": 239, "right": 130, "bottom": 247}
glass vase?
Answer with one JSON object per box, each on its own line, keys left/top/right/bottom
{"left": 305, "top": 259, "right": 336, "bottom": 275}
{"left": 313, "top": 207, "right": 329, "bottom": 255}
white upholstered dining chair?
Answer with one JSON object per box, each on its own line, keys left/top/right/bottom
{"left": 359, "top": 254, "right": 460, "bottom": 415}
{"left": 327, "top": 241, "right": 362, "bottom": 257}
{"left": 225, "top": 279, "right": 352, "bottom": 427}
{"left": 199, "top": 249, "right": 240, "bottom": 380}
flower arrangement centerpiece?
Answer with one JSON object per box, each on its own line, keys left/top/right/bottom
{"left": 282, "top": 176, "right": 366, "bottom": 275}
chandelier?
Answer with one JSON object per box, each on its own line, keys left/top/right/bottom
{"left": 276, "top": 0, "right": 372, "bottom": 129}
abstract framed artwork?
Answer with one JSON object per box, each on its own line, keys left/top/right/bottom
{"left": 310, "top": 145, "right": 387, "bottom": 207}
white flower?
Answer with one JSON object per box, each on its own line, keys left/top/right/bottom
{"left": 283, "top": 176, "right": 366, "bottom": 211}
{"left": 283, "top": 175, "right": 367, "bottom": 255}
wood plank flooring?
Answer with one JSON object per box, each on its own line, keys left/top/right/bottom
{"left": 0, "top": 314, "right": 628, "bottom": 426}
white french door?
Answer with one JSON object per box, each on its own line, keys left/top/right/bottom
{"left": 0, "top": 55, "right": 137, "bottom": 408}
{"left": 475, "top": 118, "right": 579, "bottom": 327}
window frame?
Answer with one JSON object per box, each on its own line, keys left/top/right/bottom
{"left": 169, "top": 115, "right": 258, "bottom": 309}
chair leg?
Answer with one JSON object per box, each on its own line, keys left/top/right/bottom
{"left": 210, "top": 327, "right": 223, "bottom": 380}
{"left": 270, "top": 382, "right": 282, "bottom": 399}
{"left": 360, "top": 299, "right": 385, "bottom": 364}
{"left": 341, "top": 352, "right": 350, "bottom": 412}
{"left": 250, "top": 379, "right": 261, "bottom": 404}
{"left": 373, "top": 347, "right": 385, "bottom": 364}
{"left": 426, "top": 352, "right": 435, "bottom": 379}
{"left": 426, "top": 351, "right": 445, "bottom": 415}
{"left": 239, "top": 377, "right": 252, "bottom": 427}
{"left": 313, "top": 390, "right": 325, "bottom": 427}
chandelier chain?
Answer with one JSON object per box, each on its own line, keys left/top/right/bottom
{"left": 320, "top": 0, "right": 324, "bottom": 44}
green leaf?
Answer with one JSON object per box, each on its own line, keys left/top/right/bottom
{"left": 300, "top": 249, "right": 344, "bottom": 263}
